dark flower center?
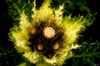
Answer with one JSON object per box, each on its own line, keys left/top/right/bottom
{"left": 28, "top": 21, "right": 64, "bottom": 58}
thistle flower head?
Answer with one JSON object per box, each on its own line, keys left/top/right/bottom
{"left": 9, "top": 0, "right": 92, "bottom": 66}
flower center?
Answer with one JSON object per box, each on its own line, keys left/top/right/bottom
{"left": 43, "top": 27, "right": 55, "bottom": 38}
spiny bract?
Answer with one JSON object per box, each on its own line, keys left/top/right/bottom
{"left": 9, "top": 0, "right": 92, "bottom": 66}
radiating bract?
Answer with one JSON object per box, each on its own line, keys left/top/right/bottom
{"left": 9, "top": 0, "right": 92, "bottom": 66}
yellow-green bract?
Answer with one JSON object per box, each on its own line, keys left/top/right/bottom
{"left": 9, "top": 0, "right": 92, "bottom": 66}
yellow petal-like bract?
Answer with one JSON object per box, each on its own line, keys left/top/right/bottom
{"left": 9, "top": 0, "right": 92, "bottom": 66}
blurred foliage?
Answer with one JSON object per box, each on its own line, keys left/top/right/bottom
{"left": 0, "top": 0, "right": 100, "bottom": 66}
{"left": 7, "top": 0, "right": 95, "bottom": 21}
{"left": 63, "top": 41, "right": 100, "bottom": 66}
{"left": 51, "top": 0, "right": 92, "bottom": 16}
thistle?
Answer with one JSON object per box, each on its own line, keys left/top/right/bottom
{"left": 9, "top": 0, "right": 92, "bottom": 66}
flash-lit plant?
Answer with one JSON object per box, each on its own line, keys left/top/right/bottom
{"left": 9, "top": 0, "right": 93, "bottom": 66}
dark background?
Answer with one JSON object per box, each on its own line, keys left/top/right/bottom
{"left": 0, "top": 0, "right": 100, "bottom": 66}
